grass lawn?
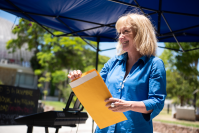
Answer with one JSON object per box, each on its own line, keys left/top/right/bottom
{"left": 41, "top": 100, "right": 67, "bottom": 111}
{"left": 41, "top": 100, "right": 86, "bottom": 112}
{"left": 153, "top": 119, "right": 199, "bottom": 128}
{"left": 153, "top": 108, "right": 199, "bottom": 128}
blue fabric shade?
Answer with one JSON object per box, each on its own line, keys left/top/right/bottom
{"left": 0, "top": 0, "right": 199, "bottom": 43}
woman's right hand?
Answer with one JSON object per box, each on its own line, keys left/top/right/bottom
{"left": 68, "top": 70, "right": 82, "bottom": 81}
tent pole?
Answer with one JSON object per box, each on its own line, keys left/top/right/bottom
{"left": 92, "top": 37, "right": 100, "bottom": 133}
{"left": 161, "top": 13, "right": 185, "bottom": 52}
{"left": 95, "top": 37, "right": 100, "bottom": 72}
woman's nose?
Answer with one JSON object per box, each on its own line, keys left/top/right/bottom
{"left": 119, "top": 33, "right": 125, "bottom": 39}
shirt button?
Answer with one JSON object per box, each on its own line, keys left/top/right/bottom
{"left": 118, "top": 89, "right": 121, "bottom": 92}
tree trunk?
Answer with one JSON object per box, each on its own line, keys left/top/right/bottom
{"left": 44, "top": 81, "right": 49, "bottom": 101}
{"left": 180, "top": 96, "right": 184, "bottom": 106}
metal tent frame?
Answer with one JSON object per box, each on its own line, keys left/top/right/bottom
{"left": 1, "top": 0, "right": 199, "bottom": 54}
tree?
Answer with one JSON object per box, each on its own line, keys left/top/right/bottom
{"left": 6, "top": 19, "right": 47, "bottom": 67}
{"left": 165, "top": 43, "right": 199, "bottom": 85}
{"left": 159, "top": 42, "right": 199, "bottom": 106}
{"left": 82, "top": 48, "right": 110, "bottom": 72}
{"left": 34, "top": 31, "right": 95, "bottom": 97}
{"left": 6, "top": 18, "right": 110, "bottom": 101}
{"left": 166, "top": 70, "right": 194, "bottom": 106}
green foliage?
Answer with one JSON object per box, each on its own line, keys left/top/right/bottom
{"left": 30, "top": 56, "right": 42, "bottom": 71}
{"left": 34, "top": 69, "right": 43, "bottom": 75}
{"left": 82, "top": 48, "right": 110, "bottom": 72}
{"left": 43, "top": 90, "right": 48, "bottom": 96}
{"left": 158, "top": 49, "right": 174, "bottom": 70}
{"left": 51, "top": 70, "right": 67, "bottom": 84}
{"left": 166, "top": 70, "right": 194, "bottom": 105}
{"left": 38, "top": 72, "right": 51, "bottom": 82}
{"left": 45, "top": 72, "right": 51, "bottom": 82}
{"left": 7, "top": 19, "right": 47, "bottom": 52}
{"left": 165, "top": 42, "right": 199, "bottom": 76}
{"left": 38, "top": 83, "right": 43, "bottom": 88}
{"left": 159, "top": 42, "right": 199, "bottom": 106}
{"left": 57, "top": 84, "right": 72, "bottom": 103}
{"left": 196, "top": 99, "right": 199, "bottom": 107}
{"left": 38, "top": 77, "right": 46, "bottom": 82}
{"left": 6, "top": 18, "right": 110, "bottom": 102}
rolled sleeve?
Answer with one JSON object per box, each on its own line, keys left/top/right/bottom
{"left": 143, "top": 59, "right": 167, "bottom": 120}
{"left": 100, "top": 57, "right": 117, "bottom": 82}
{"left": 100, "top": 61, "right": 110, "bottom": 82}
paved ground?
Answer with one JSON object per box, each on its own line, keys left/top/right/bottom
{"left": 0, "top": 116, "right": 160, "bottom": 133}
{"left": 0, "top": 116, "right": 97, "bottom": 133}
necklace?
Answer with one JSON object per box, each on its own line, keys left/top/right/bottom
{"left": 119, "top": 74, "right": 129, "bottom": 92}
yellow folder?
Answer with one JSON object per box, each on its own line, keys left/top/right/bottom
{"left": 69, "top": 69, "right": 127, "bottom": 129}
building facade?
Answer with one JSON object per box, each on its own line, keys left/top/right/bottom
{"left": 0, "top": 17, "right": 37, "bottom": 89}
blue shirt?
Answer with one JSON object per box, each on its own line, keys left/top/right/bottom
{"left": 95, "top": 52, "right": 167, "bottom": 133}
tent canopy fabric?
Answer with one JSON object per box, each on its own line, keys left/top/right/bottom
{"left": 0, "top": 0, "right": 199, "bottom": 50}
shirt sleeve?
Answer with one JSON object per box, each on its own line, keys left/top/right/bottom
{"left": 142, "top": 58, "right": 167, "bottom": 121}
{"left": 100, "top": 57, "right": 117, "bottom": 82}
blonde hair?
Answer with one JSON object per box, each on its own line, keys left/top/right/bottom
{"left": 115, "top": 13, "right": 157, "bottom": 56}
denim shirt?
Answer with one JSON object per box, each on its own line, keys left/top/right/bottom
{"left": 95, "top": 52, "right": 167, "bottom": 133}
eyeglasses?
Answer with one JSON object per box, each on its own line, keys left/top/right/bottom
{"left": 118, "top": 29, "right": 132, "bottom": 37}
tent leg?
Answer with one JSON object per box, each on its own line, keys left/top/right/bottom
{"left": 27, "top": 126, "right": 33, "bottom": 133}
{"left": 92, "top": 37, "right": 100, "bottom": 133}
{"left": 95, "top": 37, "right": 100, "bottom": 71}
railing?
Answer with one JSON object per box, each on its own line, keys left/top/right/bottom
{"left": 0, "top": 58, "right": 31, "bottom": 68}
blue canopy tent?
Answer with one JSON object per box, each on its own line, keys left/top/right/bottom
{"left": 0, "top": 0, "right": 199, "bottom": 132}
{"left": 0, "top": 0, "right": 199, "bottom": 50}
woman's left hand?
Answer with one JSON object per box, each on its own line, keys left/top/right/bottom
{"left": 105, "top": 97, "right": 133, "bottom": 112}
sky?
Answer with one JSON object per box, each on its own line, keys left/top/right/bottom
{"left": 0, "top": 9, "right": 165, "bottom": 58}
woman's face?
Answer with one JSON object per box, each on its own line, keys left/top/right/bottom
{"left": 118, "top": 26, "right": 136, "bottom": 53}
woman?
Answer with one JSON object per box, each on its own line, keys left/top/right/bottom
{"left": 68, "top": 13, "right": 166, "bottom": 133}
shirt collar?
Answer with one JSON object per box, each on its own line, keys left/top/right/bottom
{"left": 139, "top": 56, "right": 148, "bottom": 64}
{"left": 117, "top": 52, "right": 148, "bottom": 64}
{"left": 116, "top": 52, "right": 128, "bottom": 61}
